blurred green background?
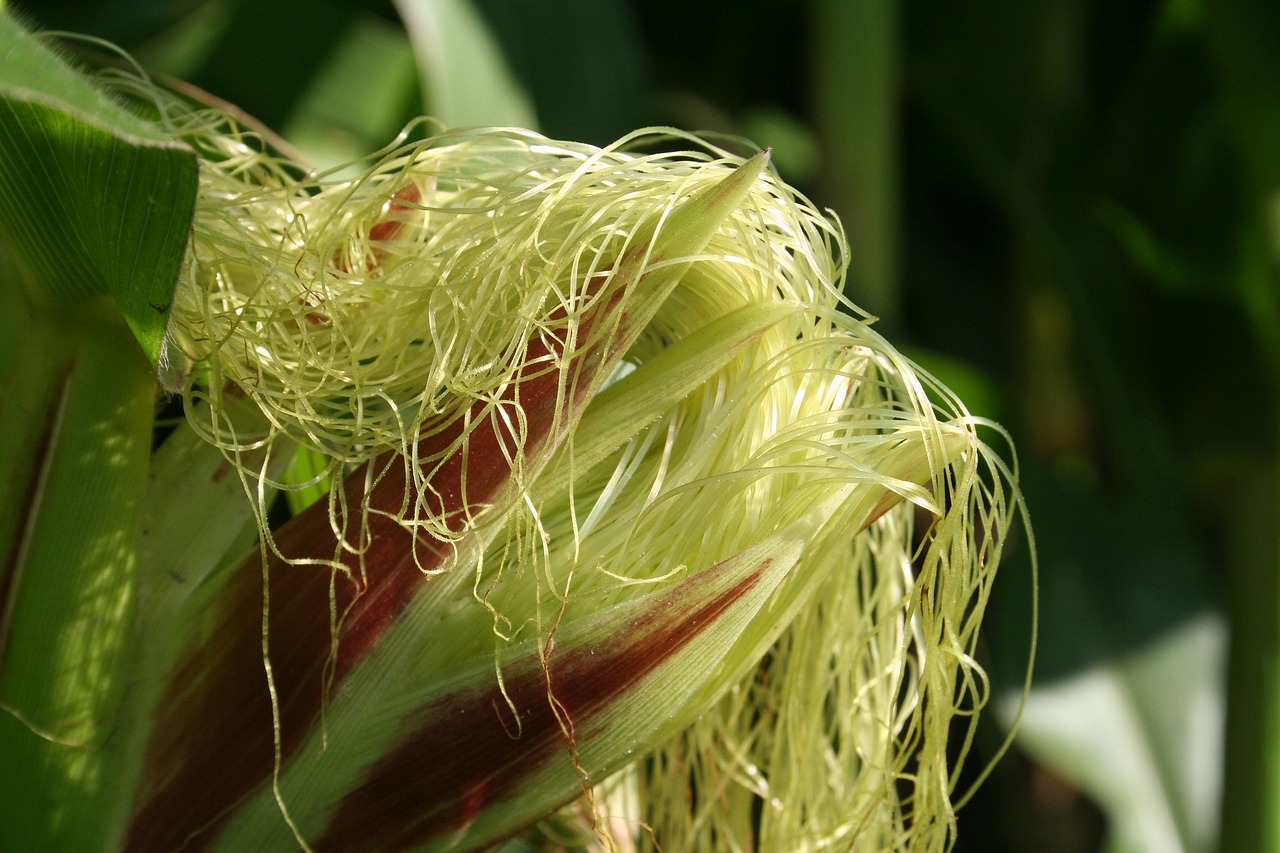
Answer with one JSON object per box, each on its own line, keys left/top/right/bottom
{"left": 14, "top": 1, "right": 1279, "bottom": 850}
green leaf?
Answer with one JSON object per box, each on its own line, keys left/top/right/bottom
{"left": 998, "top": 484, "right": 1225, "bottom": 853}
{"left": 1007, "top": 615, "right": 1225, "bottom": 853}
{"left": 281, "top": 444, "right": 335, "bottom": 516}
{"left": 209, "top": 422, "right": 969, "bottom": 852}
{"left": 0, "top": 276, "right": 65, "bottom": 594}
{"left": 0, "top": 10, "right": 196, "bottom": 363}
{"left": 0, "top": 14, "right": 200, "bottom": 846}
{"left": 0, "top": 300, "right": 157, "bottom": 850}
{"left": 394, "top": 0, "right": 538, "bottom": 129}
{"left": 280, "top": 12, "right": 421, "bottom": 170}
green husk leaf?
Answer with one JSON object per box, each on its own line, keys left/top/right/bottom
{"left": 211, "top": 425, "right": 969, "bottom": 852}
{"left": 98, "top": 406, "right": 297, "bottom": 848}
{"left": 566, "top": 300, "right": 802, "bottom": 476}
{"left": 263, "top": 532, "right": 807, "bottom": 852}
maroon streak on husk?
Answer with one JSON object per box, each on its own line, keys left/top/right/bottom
{"left": 125, "top": 299, "right": 616, "bottom": 852}
{"left": 124, "top": 157, "right": 764, "bottom": 851}
{"left": 313, "top": 557, "right": 772, "bottom": 852}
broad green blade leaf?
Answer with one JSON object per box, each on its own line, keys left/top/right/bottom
{"left": 0, "top": 10, "right": 196, "bottom": 362}
{"left": 0, "top": 301, "right": 157, "bottom": 851}
{"left": 0, "top": 276, "right": 66, "bottom": 596}
{"left": 0, "top": 15, "right": 198, "bottom": 847}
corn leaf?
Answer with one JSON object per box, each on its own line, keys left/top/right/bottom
{"left": 0, "top": 9, "right": 196, "bottom": 363}
{"left": 0, "top": 300, "right": 157, "bottom": 850}
{"left": 394, "top": 0, "right": 537, "bottom": 129}
{"left": 0, "top": 13, "right": 198, "bottom": 848}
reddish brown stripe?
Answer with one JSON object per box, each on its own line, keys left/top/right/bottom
{"left": 334, "top": 184, "right": 422, "bottom": 275}
{"left": 314, "top": 558, "right": 770, "bottom": 852}
{"left": 124, "top": 318, "right": 605, "bottom": 852}
{"left": 123, "top": 162, "right": 751, "bottom": 849}
{"left": 366, "top": 185, "right": 420, "bottom": 247}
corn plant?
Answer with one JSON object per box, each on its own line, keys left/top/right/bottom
{"left": 0, "top": 12, "right": 1032, "bottom": 852}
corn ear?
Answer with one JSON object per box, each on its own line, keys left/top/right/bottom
{"left": 0, "top": 44, "right": 1030, "bottom": 851}
{"left": 123, "top": 152, "right": 774, "bottom": 851}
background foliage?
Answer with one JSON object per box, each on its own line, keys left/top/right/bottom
{"left": 12, "top": 1, "right": 1279, "bottom": 850}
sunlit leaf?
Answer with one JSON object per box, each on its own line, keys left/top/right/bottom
{"left": 0, "top": 303, "right": 156, "bottom": 850}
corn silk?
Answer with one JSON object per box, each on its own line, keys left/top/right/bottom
{"left": 119, "top": 66, "right": 1032, "bottom": 853}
